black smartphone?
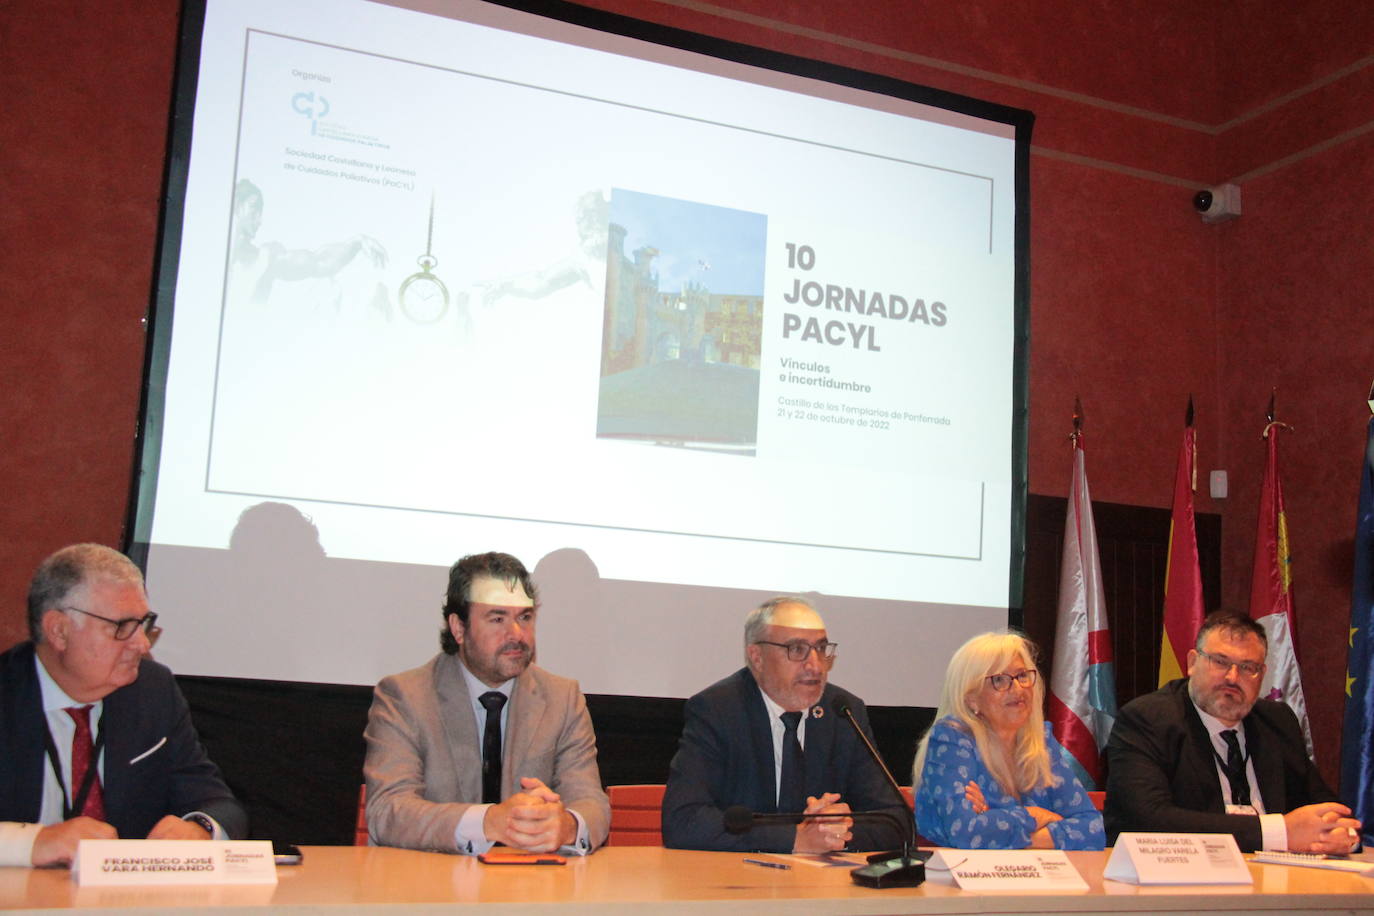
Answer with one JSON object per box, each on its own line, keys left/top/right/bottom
{"left": 272, "top": 841, "right": 304, "bottom": 866}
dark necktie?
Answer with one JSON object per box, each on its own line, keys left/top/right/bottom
{"left": 479, "top": 691, "right": 507, "bottom": 804}
{"left": 1221, "top": 729, "right": 1252, "bottom": 807}
{"left": 65, "top": 705, "right": 105, "bottom": 820}
{"left": 778, "top": 711, "right": 806, "bottom": 813}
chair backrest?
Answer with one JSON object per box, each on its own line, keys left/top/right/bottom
{"left": 607, "top": 784, "right": 667, "bottom": 846}
{"left": 358, "top": 782, "right": 683, "bottom": 847}
{"left": 898, "top": 786, "right": 939, "bottom": 847}
{"left": 1087, "top": 790, "right": 1106, "bottom": 811}
{"left": 355, "top": 784, "right": 369, "bottom": 846}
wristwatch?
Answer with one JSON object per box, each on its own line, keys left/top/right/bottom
{"left": 184, "top": 813, "right": 216, "bottom": 836}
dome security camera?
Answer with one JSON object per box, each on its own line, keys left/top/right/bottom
{"left": 1193, "top": 184, "right": 1241, "bottom": 223}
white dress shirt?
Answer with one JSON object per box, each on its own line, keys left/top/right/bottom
{"left": 1192, "top": 700, "right": 1287, "bottom": 851}
{"left": 758, "top": 689, "right": 808, "bottom": 806}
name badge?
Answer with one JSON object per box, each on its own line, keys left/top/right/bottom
{"left": 1104, "top": 832, "right": 1252, "bottom": 885}
{"left": 73, "top": 840, "right": 278, "bottom": 887}
{"left": 926, "top": 849, "right": 1088, "bottom": 890}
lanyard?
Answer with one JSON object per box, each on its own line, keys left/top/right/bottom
{"left": 1210, "top": 737, "right": 1253, "bottom": 808}
{"left": 41, "top": 712, "right": 106, "bottom": 821}
{"left": 1210, "top": 736, "right": 1249, "bottom": 775}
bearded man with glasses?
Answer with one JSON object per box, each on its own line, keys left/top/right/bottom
{"left": 0, "top": 544, "right": 246, "bottom": 867}
{"left": 1105, "top": 609, "right": 1357, "bottom": 852}
{"left": 662, "top": 596, "right": 906, "bottom": 852}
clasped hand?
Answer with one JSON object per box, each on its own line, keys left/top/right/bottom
{"left": 1284, "top": 802, "right": 1361, "bottom": 854}
{"left": 32, "top": 815, "right": 210, "bottom": 867}
{"left": 792, "top": 792, "right": 854, "bottom": 854}
{"left": 483, "top": 776, "right": 576, "bottom": 853}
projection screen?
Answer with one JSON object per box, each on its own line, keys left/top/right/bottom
{"left": 129, "top": 0, "right": 1032, "bottom": 707}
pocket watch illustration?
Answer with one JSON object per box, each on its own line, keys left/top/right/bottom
{"left": 399, "top": 194, "right": 449, "bottom": 324}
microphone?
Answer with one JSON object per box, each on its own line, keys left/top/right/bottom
{"left": 832, "top": 698, "right": 927, "bottom": 889}
{"left": 722, "top": 805, "right": 908, "bottom": 839}
{"left": 725, "top": 805, "right": 790, "bottom": 833}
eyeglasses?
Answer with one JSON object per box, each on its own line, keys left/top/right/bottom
{"left": 1197, "top": 649, "right": 1265, "bottom": 680}
{"left": 754, "top": 639, "right": 838, "bottom": 662}
{"left": 985, "top": 669, "right": 1038, "bottom": 692}
{"left": 63, "top": 606, "right": 159, "bottom": 641}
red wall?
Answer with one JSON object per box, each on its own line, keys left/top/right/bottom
{"left": 3, "top": 0, "right": 1371, "bottom": 786}
{"left": 0, "top": 0, "right": 181, "bottom": 646}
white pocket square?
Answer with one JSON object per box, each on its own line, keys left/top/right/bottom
{"left": 128, "top": 736, "right": 167, "bottom": 764}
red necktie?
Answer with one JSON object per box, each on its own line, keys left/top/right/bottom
{"left": 65, "top": 705, "right": 106, "bottom": 821}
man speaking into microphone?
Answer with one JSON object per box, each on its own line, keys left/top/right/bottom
{"left": 662, "top": 597, "right": 907, "bottom": 852}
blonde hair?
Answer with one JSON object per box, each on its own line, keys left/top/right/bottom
{"left": 911, "top": 631, "right": 1057, "bottom": 798}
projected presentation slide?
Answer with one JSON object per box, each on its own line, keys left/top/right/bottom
{"left": 139, "top": 0, "right": 1024, "bottom": 702}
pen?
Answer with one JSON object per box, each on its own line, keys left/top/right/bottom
{"left": 743, "top": 857, "right": 791, "bottom": 871}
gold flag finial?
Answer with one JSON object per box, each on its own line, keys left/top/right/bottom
{"left": 1262, "top": 389, "right": 1292, "bottom": 439}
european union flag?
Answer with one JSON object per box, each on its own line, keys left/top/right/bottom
{"left": 1341, "top": 416, "right": 1374, "bottom": 844}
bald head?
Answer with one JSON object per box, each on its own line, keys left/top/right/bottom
{"left": 743, "top": 596, "right": 832, "bottom": 712}
{"left": 769, "top": 601, "right": 823, "bottom": 630}
{"left": 743, "top": 596, "right": 824, "bottom": 649}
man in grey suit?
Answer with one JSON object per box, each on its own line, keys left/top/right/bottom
{"left": 363, "top": 552, "right": 610, "bottom": 854}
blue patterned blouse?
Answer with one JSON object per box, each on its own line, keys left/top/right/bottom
{"left": 914, "top": 718, "right": 1105, "bottom": 849}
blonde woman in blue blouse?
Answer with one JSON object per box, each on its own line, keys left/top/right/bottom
{"left": 912, "top": 632, "right": 1104, "bottom": 849}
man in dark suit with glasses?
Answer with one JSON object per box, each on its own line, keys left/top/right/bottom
{"left": 1105, "top": 609, "right": 1358, "bottom": 852}
{"left": 0, "top": 543, "right": 246, "bottom": 866}
{"left": 662, "top": 596, "right": 906, "bottom": 852}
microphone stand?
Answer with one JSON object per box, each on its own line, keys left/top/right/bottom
{"left": 833, "top": 700, "right": 928, "bottom": 888}
{"left": 724, "top": 807, "right": 911, "bottom": 839}
{"left": 724, "top": 805, "right": 920, "bottom": 887}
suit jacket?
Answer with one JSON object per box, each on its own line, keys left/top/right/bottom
{"left": 363, "top": 653, "right": 610, "bottom": 852}
{"left": 0, "top": 641, "right": 247, "bottom": 842}
{"left": 661, "top": 668, "right": 908, "bottom": 852}
{"left": 1104, "top": 678, "right": 1336, "bottom": 851}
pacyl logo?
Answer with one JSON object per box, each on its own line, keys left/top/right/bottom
{"left": 292, "top": 91, "right": 330, "bottom": 132}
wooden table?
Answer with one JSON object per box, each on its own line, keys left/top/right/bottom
{"left": 3, "top": 845, "right": 1372, "bottom": 914}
